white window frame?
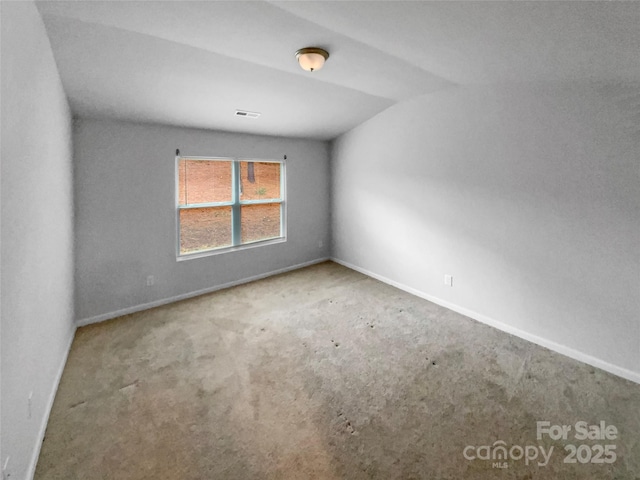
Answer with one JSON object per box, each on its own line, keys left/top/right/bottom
{"left": 176, "top": 155, "right": 286, "bottom": 260}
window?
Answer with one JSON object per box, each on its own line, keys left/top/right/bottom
{"left": 177, "top": 155, "right": 285, "bottom": 257}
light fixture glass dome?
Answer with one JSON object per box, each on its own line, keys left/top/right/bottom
{"left": 296, "top": 47, "right": 329, "bottom": 72}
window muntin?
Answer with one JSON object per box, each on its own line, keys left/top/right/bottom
{"left": 177, "top": 156, "right": 285, "bottom": 257}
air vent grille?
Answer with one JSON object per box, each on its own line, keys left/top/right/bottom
{"left": 235, "top": 110, "right": 261, "bottom": 119}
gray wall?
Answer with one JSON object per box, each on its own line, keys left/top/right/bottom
{"left": 0, "top": 2, "right": 75, "bottom": 478}
{"left": 74, "top": 119, "right": 331, "bottom": 323}
{"left": 332, "top": 84, "right": 640, "bottom": 380}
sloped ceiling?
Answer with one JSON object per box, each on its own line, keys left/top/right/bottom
{"left": 36, "top": 1, "right": 640, "bottom": 140}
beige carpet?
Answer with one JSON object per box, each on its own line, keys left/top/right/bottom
{"left": 35, "top": 261, "right": 640, "bottom": 479}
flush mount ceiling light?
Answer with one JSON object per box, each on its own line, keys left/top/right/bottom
{"left": 295, "top": 47, "right": 329, "bottom": 72}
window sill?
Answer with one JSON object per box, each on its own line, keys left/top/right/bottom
{"left": 176, "top": 236, "right": 286, "bottom": 262}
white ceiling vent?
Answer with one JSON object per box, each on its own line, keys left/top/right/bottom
{"left": 235, "top": 110, "right": 261, "bottom": 119}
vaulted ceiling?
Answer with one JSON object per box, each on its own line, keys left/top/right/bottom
{"left": 37, "top": 1, "right": 640, "bottom": 140}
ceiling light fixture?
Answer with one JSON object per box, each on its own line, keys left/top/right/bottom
{"left": 295, "top": 47, "right": 329, "bottom": 72}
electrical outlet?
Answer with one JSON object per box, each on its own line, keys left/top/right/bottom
{"left": 318, "top": 240, "right": 323, "bottom": 248}
{"left": 444, "top": 274, "right": 453, "bottom": 287}
{"left": 146, "top": 275, "right": 154, "bottom": 286}
{"left": 28, "top": 392, "right": 33, "bottom": 419}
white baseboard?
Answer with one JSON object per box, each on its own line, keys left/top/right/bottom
{"left": 331, "top": 257, "right": 640, "bottom": 385}
{"left": 26, "top": 326, "right": 76, "bottom": 480}
{"left": 76, "top": 257, "right": 330, "bottom": 327}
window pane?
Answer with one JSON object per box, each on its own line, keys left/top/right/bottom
{"left": 240, "top": 162, "right": 281, "bottom": 201}
{"left": 179, "top": 207, "right": 232, "bottom": 254}
{"left": 178, "top": 159, "right": 232, "bottom": 205}
{"left": 241, "top": 203, "right": 281, "bottom": 244}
